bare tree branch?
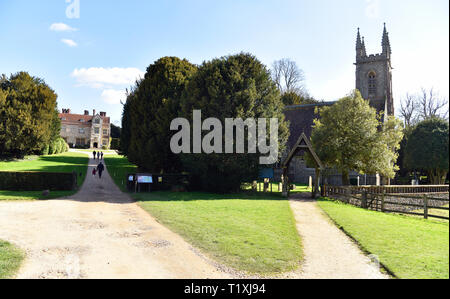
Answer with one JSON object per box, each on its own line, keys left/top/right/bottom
{"left": 272, "top": 58, "right": 305, "bottom": 94}
{"left": 400, "top": 93, "right": 417, "bottom": 127}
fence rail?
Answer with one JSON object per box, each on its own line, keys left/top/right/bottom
{"left": 323, "top": 185, "right": 449, "bottom": 221}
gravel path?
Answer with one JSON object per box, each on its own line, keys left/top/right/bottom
{"left": 288, "top": 196, "right": 389, "bottom": 279}
{"left": 0, "top": 157, "right": 233, "bottom": 279}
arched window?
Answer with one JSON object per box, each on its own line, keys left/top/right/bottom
{"left": 368, "top": 72, "right": 377, "bottom": 95}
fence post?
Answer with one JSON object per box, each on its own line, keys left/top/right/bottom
{"left": 361, "top": 191, "right": 368, "bottom": 209}
{"left": 424, "top": 195, "right": 429, "bottom": 220}
{"left": 381, "top": 191, "right": 386, "bottom": 212}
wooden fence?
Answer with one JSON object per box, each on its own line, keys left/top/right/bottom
{"left": 323, "top": 185, "right": 449, "bottom": 221}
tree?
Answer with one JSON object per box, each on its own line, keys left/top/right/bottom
{"left": 281, "top": 91, "right": 318, "bottom": 106}
{"left": 272, "top": 58, "right": 306, "bottom": 94}
{"left": 399, "top": 88, "right": 449, "bottom": 128}
{"left": 180, "top": 53, "right": 290, "bottom": 193}
{"left": 110, "top": 124, "right": 122, "bottom": 139}
{"left": 404, "top": 118, "right": 449, "bottom": 185}
{"left": 0, "top": 72, "right": 59, "bottom": 158}
{"left": 311, "top": 90, "right": 403, "bottom": 185}
{"left": 121, "top": 57, "right": 197, "bottom": 172}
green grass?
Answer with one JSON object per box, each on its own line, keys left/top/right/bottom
{"left": 136, "top": 192, "right": 302, "bottom": 275}
{"left": 0, "top": 152, "right": 89, "bottom": 200}
{"left": 0, "top": 240, "right": 24, "bottom": 279}
{"left": 104, "top": 155, "right": 138, "bottom": 192}
{"left": 104, "top": 155, "right": 302, "bottom": 275}
{"left": 242, "top": 182, "right": 312, "bottom": 194}
{"left": 318, "top": 198, "right": 449, "bottom": 279}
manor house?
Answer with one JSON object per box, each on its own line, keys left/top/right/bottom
{"left": 59, "top": 109, "right": 111, "bottom": 149}
{"left": 281, "top": 24, "right": 395, "bottom": 185}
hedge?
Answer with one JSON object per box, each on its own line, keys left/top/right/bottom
{"left": 0, "top": 171, "right": 78, "bottom": 191}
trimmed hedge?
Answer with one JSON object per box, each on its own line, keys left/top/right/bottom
{"left": 0, "top": 171, "right": 77, "bottom": 191}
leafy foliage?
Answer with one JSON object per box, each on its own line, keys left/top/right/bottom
{"left": 280, "top": 91, "right": 318, "bottom": 106}
{"left": 0, "top": 72, "right": 60, "bottom": 158}
{"left": 180, "top": 53, "right": 289, "bottom": 193}
{"left": 404, "top": 117, "right": 449, "bottom": 184}
{"left": 310, "top": 90, "right": 403, "bottom": 185}
{"left": 121, "top": 57, "right": 197, "bottom": 172}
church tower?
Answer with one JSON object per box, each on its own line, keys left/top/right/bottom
{"left": 355, "top": 23, "right": 394, "bottom": 116}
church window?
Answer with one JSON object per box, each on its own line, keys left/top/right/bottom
{"left": 368, "top": 72, "right": 377, "bottom": 95}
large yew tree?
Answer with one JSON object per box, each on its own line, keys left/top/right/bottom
{"left": 311, "top": 90, "right": 404, "bottom": 185}
{"left": 0, "top": 72, "right": 60, "bottom": 158}
{"left": 180, "top": 53, "right": 290, "bottom": 193}
{"left": 121, "top": 57, "right": 197, "bottom": 172}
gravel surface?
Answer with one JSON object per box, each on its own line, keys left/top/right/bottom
{"left": 288, "top": 195, "right": 389, "bottom": 279}
{"left": 0, "top": 157, "right": 234, "bottom": 279}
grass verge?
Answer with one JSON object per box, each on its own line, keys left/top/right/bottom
{"left": 104, "top": 155, "right": 302, "bottom": 275}
{"left": 318, "top": 198, "right": 449, "bottom": 279}
{"left": 136, "top": 191, "right": 302, "bottom": 275}
{"left": 0, "top": 240, "right": 24, "bottom": 279}
{"left": 0, "top": 152, "right": 89, "bottom": 200}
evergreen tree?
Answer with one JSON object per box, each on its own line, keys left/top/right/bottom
{"left": 404, "top": 117, "right": 449, "bottom": 184}
{"left": 180, "top": 53, "right": 290, "bottom": 193}
{"left": 0, "top": 72, "right": 59, "bottom": 158}
{"left": 122, "top": 57, "right": 197, "bottom": 172}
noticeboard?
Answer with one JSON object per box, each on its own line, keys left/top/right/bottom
{"left": 137, "top": 175, "right": 153, "bottom": 184}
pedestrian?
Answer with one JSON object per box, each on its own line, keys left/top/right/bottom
{"left": 93, "top": 150, "right": 96, "bottom": 160}
{"left": 97, "top": 162, "right": 105, "bottom": 179}
{"left": 101, "top": 152, "right": 104, "bottom": 160}
{"left": 92, "top": 168, "right": 97, "bottom": 177}
{"left": 97, "top": 151, "right": 100, "bottom": 160}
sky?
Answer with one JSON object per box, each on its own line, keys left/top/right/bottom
{"left": 0, "top": 0, "right": 448, "bottom": 125}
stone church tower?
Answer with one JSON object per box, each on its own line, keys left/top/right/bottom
{"left": 355, "top": 23, "right": 394, "bottom": 116}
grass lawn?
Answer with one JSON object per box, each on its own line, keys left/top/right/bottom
{"left": 136, "top": 192, "right": 302, "bottom": 275}
{"left": 104, "top": 155, "right": 302, "bottom": 275}
{"left": 0, "top": 240, "right": 24, "bottom": 279}
{"left": 242, "top": 182, "right": 311, "bottom": 194}
{"left": 104, "top": 155, "right": 138, "bottom": 192}
{"left": 318, "top": 198, "right": 449, "bottom": 279}
{"left": 0, "top": 152, "right": 89, "bottom": 200}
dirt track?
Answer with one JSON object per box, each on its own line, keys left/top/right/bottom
{"left": 289, "top": 197, "right": 389, "bottom": 279}
{"left": 0, "top": 157, "right": 233, "bottom": 279}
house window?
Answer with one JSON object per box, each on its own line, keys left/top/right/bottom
{"left": 94, "top": 118, "right": 100, "bottom": 124}
{"left": 79, "top": 128, "right": 85, "bottom": 134}
{"left": 103, "top": 129, "right": 108, "bottom": 135}
{"left": 79, "top": 119, "right": 85, "bottom": 123}
{"left": 102, "top": 139, "right": 108, "bottom": 146}
{"left": 368, "top": 72, "right": 377, "bottom": 95}
{"left": 94, "top": 128, "right": 100, "bottom": 134}
{"left": 76, "top": 138, "right": 86, "bottom": 146}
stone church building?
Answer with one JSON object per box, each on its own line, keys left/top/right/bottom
{"left": 280, "top": 24, "right": 395, "bottom": 185}
{"left": 59, "top": 109, "right": 111, "bottom": 149}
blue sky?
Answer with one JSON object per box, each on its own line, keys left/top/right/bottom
{"left": 1, "top": 0, "right": 448, "bottom": 124}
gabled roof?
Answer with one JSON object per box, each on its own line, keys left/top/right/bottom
{"left": 282, "top": 132, "right": 323, "bottom": 169}
{"left": 59, "top": 113, "right": 111, "bottom": 125}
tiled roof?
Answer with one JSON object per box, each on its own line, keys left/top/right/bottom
{"left": 284, "top": 102, "right": 335, "bottom": 149}
{"left": 59, "top": 113, "right": 110, "bottom": 125}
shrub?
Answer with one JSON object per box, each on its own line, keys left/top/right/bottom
{"left": 0, "top": 171, "right": 78, "bottom": 191}
{"left": 110, "top": 138, "right": 120, "bottom": 150}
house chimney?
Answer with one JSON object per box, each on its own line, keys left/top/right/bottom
{"left": 84, "top": 110, "right": 89, "bottom": 115}
{"left": 100, "top": 112, "right": 106, "bottom": 117}
{"left": 93, "top": 109, "right": 96, "bottom": 116}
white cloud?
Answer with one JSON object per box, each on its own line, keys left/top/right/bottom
{"left": 61, "top": 39, "right": 78, "bottom": 47}
{"left": 101, "top": 89, "right": 127, "bottom": 105}
{"left": 50, "top": 23, "right": 78, "bottom": 32}
{"left": 71, "top": 67, "right": 144, "bottom": 89}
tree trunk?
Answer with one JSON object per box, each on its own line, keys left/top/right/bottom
{"left": 342, "top": 170, "right": 350, "bottom": 186}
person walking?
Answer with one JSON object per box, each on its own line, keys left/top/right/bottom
{"left": 92, "top": 168, "right": 97, "bottom": 177}
{"left": 97, "top": 162, "right": 105, "bottom": 179}
{"left": 97, "top": 152, "right": 100, "bottom": 160}
{"left": 101, "top": 152, "right": 104, "bottom": 160}
{"left": 93, "top": 151, "right": 97, "bottom": 160}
